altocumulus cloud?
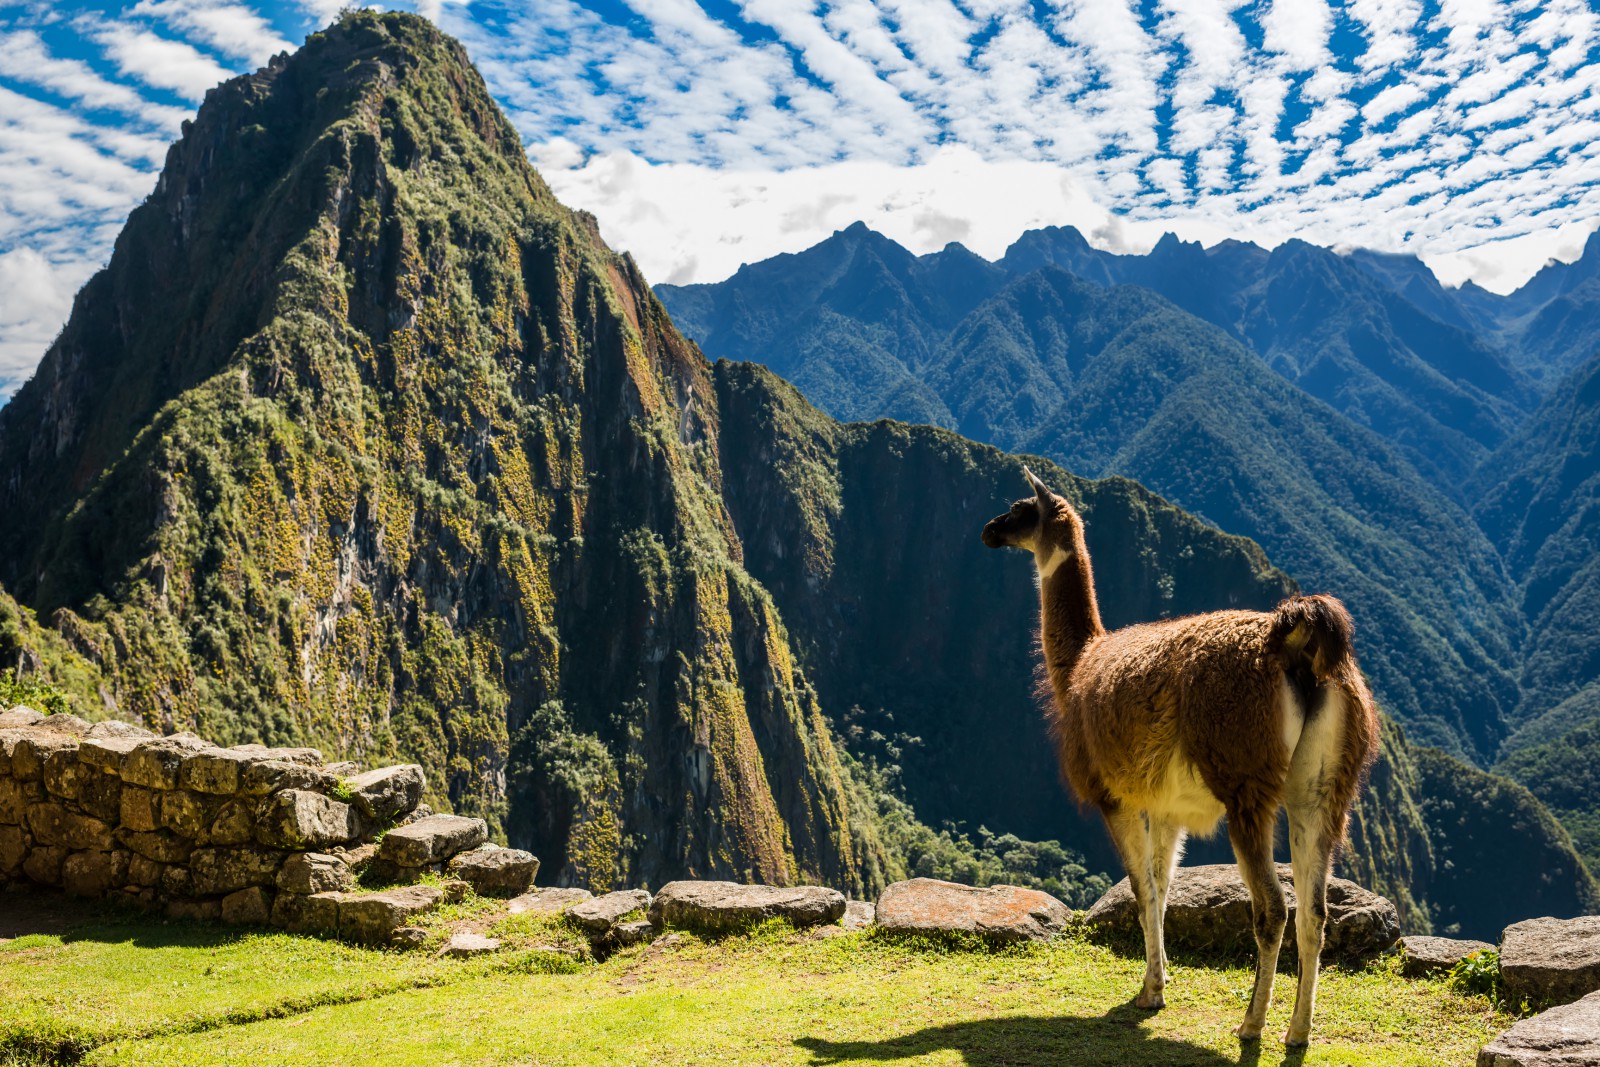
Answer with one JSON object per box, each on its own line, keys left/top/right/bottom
{"left": 3, "top": 0, "right": 1600, "bottom": 395}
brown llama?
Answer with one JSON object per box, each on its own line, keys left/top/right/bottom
{"left": 982, "top": 468, "right": 1379, "bottom": 1046}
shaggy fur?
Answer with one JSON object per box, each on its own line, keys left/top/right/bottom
{"left": 983, "top": 469, "right": 1379, "bottom": 1047}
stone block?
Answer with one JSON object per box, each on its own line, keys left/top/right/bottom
{"left": 160, "top": 865, "right": 193, "bottom": 898}
{"left": 0, "top": 776, "right": 41, "bottom": 824}
{"left": 1477, "top": 988, "right": 1600, "bottom": 1066}
{"left": 77, "top": 769, "right": 122, "bottom": 823}
{"left": 614, "top": 920, "right": 655, "bottom": 946}
{"left": 507, "top": 887, "right": 593, "bottom": 916}
{"left": 63, "top": 850, "right": 129, "bottom": 898}
{"left": 0, "top": 824, "right": 26, "bottom": 874}
{"left": 207, "top": 801, "right": 255, "bottom": 846}
{"left": 122, "top": 736, "right": 214, "bottom": 790}
{"left": 181, "top": 749, "right": 258, "bottom": 795}
{"left": 78, "top": 735, "right": 142, "bottom": 773}
{"left": 570, "top": 889, "right": 652, "bottom": 933}
{"left": 378, "top": 814, "right": 486, "bottom": 867}
{"left": 27, "top": 802, "right": 113, "bottom": 850}
{"left": 1502, "top": 916, "right": 1600, "bottom": 1009}
{"left": 221, "top": 886, "right": 274, "bottom": 925}
{"left": 117, "top": 828, "right": 194, "bottom": 864}
{"left": 338, "top": 885, "right": 443, "bottom": 943}
{"left": 271, "top": 890, "right": 342, "bottom": 935}
{"left": 30, "top": 714, "right": 91, "bottom": 737}
{"left": 649, "top": 881, "right": 846, "bottom": 934}
{"left": 1400, "top": 935, "right": 1495, "bottom": 979}
{"left": 445, "top": 846, "right": 538, "bottom": 897}
{"left": 84, "top": 720, "right": 154, "bottom": 741}
{"left": 842, "top": 900, "right": 875, "bottom": 931}
{"left": 162, "top": 790, "right": 223, "bottom": 840}
{"left": 344, "top": 764, "right": 425, "bottom": 822}
{"left": 128, "top": 853, "right": 165, "bottom": 887}
{"left": 278, "top": 852, "right": 356, "bottom": 894}
{"left": 240, "top": 760, "right": 339, "bottom": 797}
{"left": 0, "top": 707, "right": 45, "bottom": 728}
{"left": 876, "top": 879, "right": 1069, "bottom": 944}
{"left": 23, "top": 845, "right": 67, "bottom": 885}
{"left": 189, "top": 846, "right": 286, "bottom": 895}
{"left": 119, "top": 786, "right": 161, "bottom": 832}
{"left": 12, "top": 734, "right": 79, "bottom": 780}
{"left": 437, "top": 932, "right": 500, "bottom": 958}
{"left": 42, "top": 747, "right": 89, "bottom": 800}
{"left": 256, "top": 789, "right": 359, "bottom": 849}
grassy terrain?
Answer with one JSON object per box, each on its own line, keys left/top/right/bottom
{"left": 2, "top": 896, "right": 1511, "bottom": 1067}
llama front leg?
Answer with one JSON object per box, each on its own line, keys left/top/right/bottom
{"left": 1107, "top": 807, "right": 1185, "bottom": 1009}
{"left": 1229, "top": 810, "right": 1287, "bottom": 1040}
{"left": 1285, "top": 805, "right": 1337, "bottom": 1046}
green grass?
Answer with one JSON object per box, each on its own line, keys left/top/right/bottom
{"left": 2, "top": 908, "right": 1511, "bottom": 1067}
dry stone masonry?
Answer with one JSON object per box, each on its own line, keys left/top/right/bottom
{"left": 0, "top": 708, "right": 531, "bottom": 941}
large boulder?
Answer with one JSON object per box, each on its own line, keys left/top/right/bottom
{"left": 1084, "top": 863, "right": 1399, "bottom": 962}
{"left": 1502, "top": 917, "right": 1600, "bottom": 1009}
{"left": 1401, "top": 935, "right": 1495, "bottom": 979}
{"left": 876, "top": 879, "right": 1070, "bottom": 944}
{"left": 649, "top": 881, "right": 845, "bottom": 934}
{"left": 344, "top": 765, "right": 424, "bottom": 822}
{"left": 445, "top": 845, "right": 538, "bottom": 897}
{"left": 377, "top": 814, "right": 486, "bottom": 867}
{"left": 339, "top": 885, "right": 443, "bottom": 943}
{"left": 570, "top": 889, "right": 652, "bottom": 933}
{"left": 1478, "top": 989, "right": 1600, "bottom": 1066}
{"left": 239, "top": 760, "right": 339, "bottom": 797}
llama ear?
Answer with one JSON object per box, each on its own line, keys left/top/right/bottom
{"left": 1023, "top": 466, "right": 1057, "bottom": 510}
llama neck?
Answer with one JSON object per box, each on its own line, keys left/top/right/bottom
{"left": 1038, "top": 538, "right": 1105, "bottom": 684}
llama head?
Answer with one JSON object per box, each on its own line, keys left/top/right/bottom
{"left": 981, "top": 467, "right": 1084, "bottom": 572}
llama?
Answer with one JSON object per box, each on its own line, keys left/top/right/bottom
{"left": 982, "top": 468, "right": 1379, "bottom": 1046}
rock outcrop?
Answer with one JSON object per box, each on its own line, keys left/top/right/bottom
{"left": 875, "top": 878, "right": 1070, "bottom": 944}
{"left": 1501, "top": 916, "right": 1600, "bottom": 1008}
{"left": 1085, "top": 863, "right": 1399, "bottom": 961}
{"left": 1478, "top": 989, "right": 1600, "bottom": 1066}
{"left": 1400, "top": 935, "right": 1495, "bottom": 978}
{"left": 649, "top": 881, "right": 845, "bottom": 934}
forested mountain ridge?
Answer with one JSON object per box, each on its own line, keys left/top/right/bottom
{"left": 663, "top": 239, "right": 1525, "bottom": 760}
{"left": 657, "top": 221, "right": 1600, "bottom": 884}
{"left": 0, "top": 12, "right": 1592, "bottom": 939}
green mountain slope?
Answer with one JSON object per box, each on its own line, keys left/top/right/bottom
{"left": 0, "top": 12, "right": 873, "bottom": 894}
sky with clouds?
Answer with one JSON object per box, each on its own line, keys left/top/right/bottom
{"left": 3, "top": 0, "right": 1600, "bottom": 395}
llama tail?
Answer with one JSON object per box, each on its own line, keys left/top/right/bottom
{"left": 1268, "top": 594, "right": 1355, "bottom": 683}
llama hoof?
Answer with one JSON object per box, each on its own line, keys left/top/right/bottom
{"left": 1135, "top": 991, "right": 1165, "bottom": 1010}
{"left": 1284, "top": 1030, "right": 1310, "bottom": 1048}
{"left": 1234, "top": 1023, "right": 1263, "bottom": 1041}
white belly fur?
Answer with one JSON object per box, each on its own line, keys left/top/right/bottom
{"left": 1141, "top": 755, "right": 1227, "bottom": 836}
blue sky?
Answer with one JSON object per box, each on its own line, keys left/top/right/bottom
{"left": 3, "top": 0, "right": 1600, "bottom": 394}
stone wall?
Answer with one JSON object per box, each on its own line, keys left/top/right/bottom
{"left": 0, "top": 707, "right": 522, "bottom": 934}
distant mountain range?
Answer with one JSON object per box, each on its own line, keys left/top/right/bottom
{"left": 657, "top": 219, "right": 1600, "bottom": 871}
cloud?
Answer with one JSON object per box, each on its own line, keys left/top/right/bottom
{"left": 130, "top": 0, "right": 296, "bottom": 64}
{"left": 84, "top": 18, "right": 235, "bottom": 100}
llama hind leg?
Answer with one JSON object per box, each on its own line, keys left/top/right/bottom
{"left": 1106, "top": 807, "right": 1185, "bottom": 1009}
{"left": 1229, "top": 809, "right": 1287, "bottom": 1040}
{"left": 1284, "top": 803, "right": 1335, "bottom": 1046}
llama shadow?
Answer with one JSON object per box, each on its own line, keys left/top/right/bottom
{"left": 796, "top": 1002, "right": 1309, "bottom": 1067}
